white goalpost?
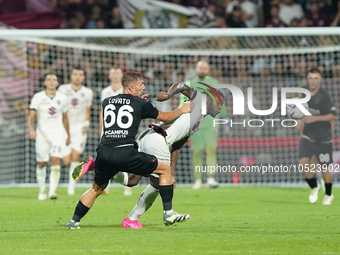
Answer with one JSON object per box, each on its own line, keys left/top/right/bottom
{"left": 0, "top": 28, "right": 340, "bottom": 187}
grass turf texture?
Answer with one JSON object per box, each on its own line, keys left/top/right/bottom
{"left": 0, "top": 186, "right": 339, "bottom": 255}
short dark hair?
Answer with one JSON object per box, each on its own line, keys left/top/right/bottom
{"left": 307, "top": 68, "right": 322, "bottom": 77}
{"left": 72, "top": 66, "right": 85, "bottom": 74}
{"left": 121, "top": 71, "right": 143, "bottom": 89}
{"left": 44, "top": 73, "right": 57, "bottom": 81}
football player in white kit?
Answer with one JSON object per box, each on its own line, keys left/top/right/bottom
{"left": 28, "top": 74, "right": 70, "bottom": 200}
{"left": 58, "top": 67, "right": 93, "bottom": 196}
{"left": 99, "top": 67, "right": 132, "bottom": 196}
{"left": 73, "top": 81, "right": 224, "bottom": 227}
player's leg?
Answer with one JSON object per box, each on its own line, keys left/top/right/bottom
{"left": 66, "top": 181, "right": 108, "bottom": 229}
{"left": 123, "top": 175, "right": 159, "bottom": 228}
{"left": 191, "top": 131, "right": 205, "bottom": 189}
{"left": 153, "top": 160, "right": 190, "bottom": 226}
{"left": 318, "top": 143, "right": 334, "bottom": 205}
{"left": 205, "top": 128, "right": 219, "bottom": 188}
{"left": 49, "top": 156, "right": 61, "bottom": 199}
{"left": 299, "top": 138, "right": 318, "bottom": 203}
{"left": 35, "top": 134, "right": 49, "bottom": 200}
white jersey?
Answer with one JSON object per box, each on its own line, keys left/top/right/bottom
{"left": 161, "top": 90, "right": 204, "bottom": 146}
{"left": 29, "top": 91, "right": 68, "bottom": 136}
{"left": 101, "top": 85, "right": 123, "bottom": 102}
{"left": 58, "top": 84, "right": 93, "bottom": 127}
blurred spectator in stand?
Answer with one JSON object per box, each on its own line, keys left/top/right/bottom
{"left": 226, "top": 5, "right": 247, "bottom": 27}
{"left": 106, "top": 6, "right": 123, "bottom": 29}
{"left": 279, "top": 0, "right": 304, "bottom": 26}
{"left": 251, "top": 56, "right": 276, "bottom": 76}
{"left": 306, "top": 1, "right": 330, "bottom": 26}
{"left": 185, "top": 0, "right": 212, "bottom": 8}
{"left": 96, "top": 19, "right": 106, "bottom": 28}
{"left": 264, "top": 4, "right": 288, "bottom": 27}
{"left": 74, "top": 10, "right": 86, "bottom": 28}
{"left": 331, "top": 1, "right": 340, "bottom": 26}
{"left": 86, "top": 3, "right": 103, "bottom": 29}
{"left": 333, "top": 63, "right": 340, "bottom": 77}
{"left": 226, "top": 0, "right": 259, "bottom": 27}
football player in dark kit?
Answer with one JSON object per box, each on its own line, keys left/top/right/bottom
{"left": 66, "top": 72, "right": 192, "bottom": 229}
{"left": 299, "top": 68, "right": 337, "bottom": 205}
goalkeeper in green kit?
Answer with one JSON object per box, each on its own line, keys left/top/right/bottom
{"left": 179, "top": 60, "right": 229, "bottom": 189}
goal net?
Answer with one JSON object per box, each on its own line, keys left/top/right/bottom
{"left": 1, "top": 28, "right": 340, "bottom": 186}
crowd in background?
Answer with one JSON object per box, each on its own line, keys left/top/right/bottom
{"left": 50, "top": 0, "right": 340, "bottom": 29}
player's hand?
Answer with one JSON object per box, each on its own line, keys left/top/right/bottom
{"left": 172, "top": 176, "right": 176, "bottom": 188}
{"left": 142, "top": 94, "right": 150, "bottom": 100}
{"left": 156, "top": 91, "right": 170, "bottom": 102}
{"left": 29, "top": 130, "right": 36, "bottom": 140}
{"left": 304, "top": 115, "right": 316, "bottom": 124}
{"left": 83, "top": 126, "right": 88, "bottom": 134}
{"left": 180, "top": 101, "right": 193, "bottom": 114}
{"left": 66, "top": 136, "right": 71, "bottom": 146}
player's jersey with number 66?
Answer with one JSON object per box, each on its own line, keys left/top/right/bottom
{"left": 101, "top": 94, "right": 159, "bottom": 146}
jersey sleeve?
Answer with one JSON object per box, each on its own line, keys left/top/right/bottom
{"left": 29, "top": 94, "right": 38, "bottom": 110}
{"left": 321, "top": 92, "right": 337, "bottom": 116}
{"left": 141, "top": 100, "right": 159, "bottom": 119}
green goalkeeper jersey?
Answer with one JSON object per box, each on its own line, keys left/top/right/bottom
{"left": 179, "top": 76, "right": 227, "bottom": 131}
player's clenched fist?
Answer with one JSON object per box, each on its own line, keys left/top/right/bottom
{"left": 180, "top": 101, "right": 193, "bottom": 114}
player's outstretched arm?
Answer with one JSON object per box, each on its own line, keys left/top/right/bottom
{"left": 170, "top": 136, "right": 189, "bottom": 188}
{"left": 156, "top": 81, "right": 194, "bottom": 102}
{"left": 28, "top": 109, "right": 36, "bottom": 140}
{"left": 156, "top": 101, "right": 192, "bottom": 122}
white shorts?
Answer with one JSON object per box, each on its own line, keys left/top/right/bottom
{"left": 138, "top": 131, "right": 170, "bottom": 165}
{"left": 36, "top": 132, "right": 64, "bottom": 162}
{"left": 63, "top": 126, "right": 87, "bottom": 157}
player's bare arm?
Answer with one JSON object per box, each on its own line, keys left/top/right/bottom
{"left": 63, "top": 112, "right": 71, "bottom": 146}
{"left": 156, "top": 81, "right": 194, "bottom": 102}
{"left": 156, "top": 101, "right": 192, "bottom": 122}
{"left": 83, "top": 106, "right": 91, "bottom": 134}
{"left": 28, "top": 109, "right": 36, "bottom": 140}
{"left": 304, "top": 113, "right": 337, "bottom": 124}
{"left": 170, "top": 136, "right": 190, "bottom": 188}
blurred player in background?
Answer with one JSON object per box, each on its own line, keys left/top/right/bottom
{"left": 179, "top": 60, "right": 228, "bottom": 189}
{"left": 299, "top": 68, "right": 337, "bottom": 205}
{"left": 28, "top": 74, "right": 70, "bottom": 200}
{"left": 99, "top": 66, "right": 132, "bottom": 196}
{"left": 58, "top": 67, "right": 93, "bottom": 196}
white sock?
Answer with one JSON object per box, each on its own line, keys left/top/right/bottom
{"left": 128, "top": 184, "right": 159, "bottom": 221}
{"left": 112, "top": 172, "right": 129, "bottom": 186}
{"left": 68, "top": 162, "right": 79, "bottom": 194}
{"left": 36, "top": 165, "right": 46, "bottom": 194}
{"left": 49, "top": 165, "right": 61, "bottom": 197}
{"left": 164, "top": 209, "right": 174, "bottom": 215}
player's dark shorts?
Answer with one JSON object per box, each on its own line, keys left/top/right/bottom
{"left": 299, "top": 137, "right": 333, "bottom": 165}
{"left": 94, "top": 143, "right": 158, "bottom": 186}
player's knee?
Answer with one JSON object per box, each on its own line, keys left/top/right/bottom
{"left": 37, "top": 162, "right": 47, "bottom": 169}
{"left": 192, "top": 149, "right": 203, "bottom": 157}
{"left": 299, "top": 157, "right": 309, "bottom": 165}
{"left": 51, "top": 157, "right": 60, "bottom": 166}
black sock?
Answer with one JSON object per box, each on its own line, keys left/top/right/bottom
{"left": 325, "top": 183, "right": 332, "bottom": 196}
{"left": 159, "top": 184, "right": 173, "bottom": 211}
{"left": 305, "top": 178, "right": 317, "bottom": 189}
{"left": 72, "top": 200, "right": 90, "bottom": 222}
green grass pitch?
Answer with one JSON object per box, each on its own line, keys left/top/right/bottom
{"left": 1, "top": 186, "right": 339, "bottom": 255}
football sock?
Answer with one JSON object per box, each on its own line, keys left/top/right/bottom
{"left": 159, "top": 184, "right": 173, "bottom": 211}
{"left": 72, "top": 200, "right": 90, "bottom": 223}
{"left": 206, "top": 145, "right": 217, "bottom": 177}
{"left": 128, "top": 184, "right": 159, "bottom": 220}
{"left": 112, "top": 171, "right": 128, "bottom": 186}
{"left": 305, "top": 178, "right": 317, "bottom": 189}
{"left": 68, "top": 162, "right": 79, "bottom": 193}
{"left": 49, "top": 165, "right": 61, "bottom": 196}
{"left": 325, "top": 183, "right": 332, "bottom": 196}
{"left": 36, "top": 165, "right": 46, "bottom": 193}
{"left": 193, "top": 150, "right": 203, "bottom": 180}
